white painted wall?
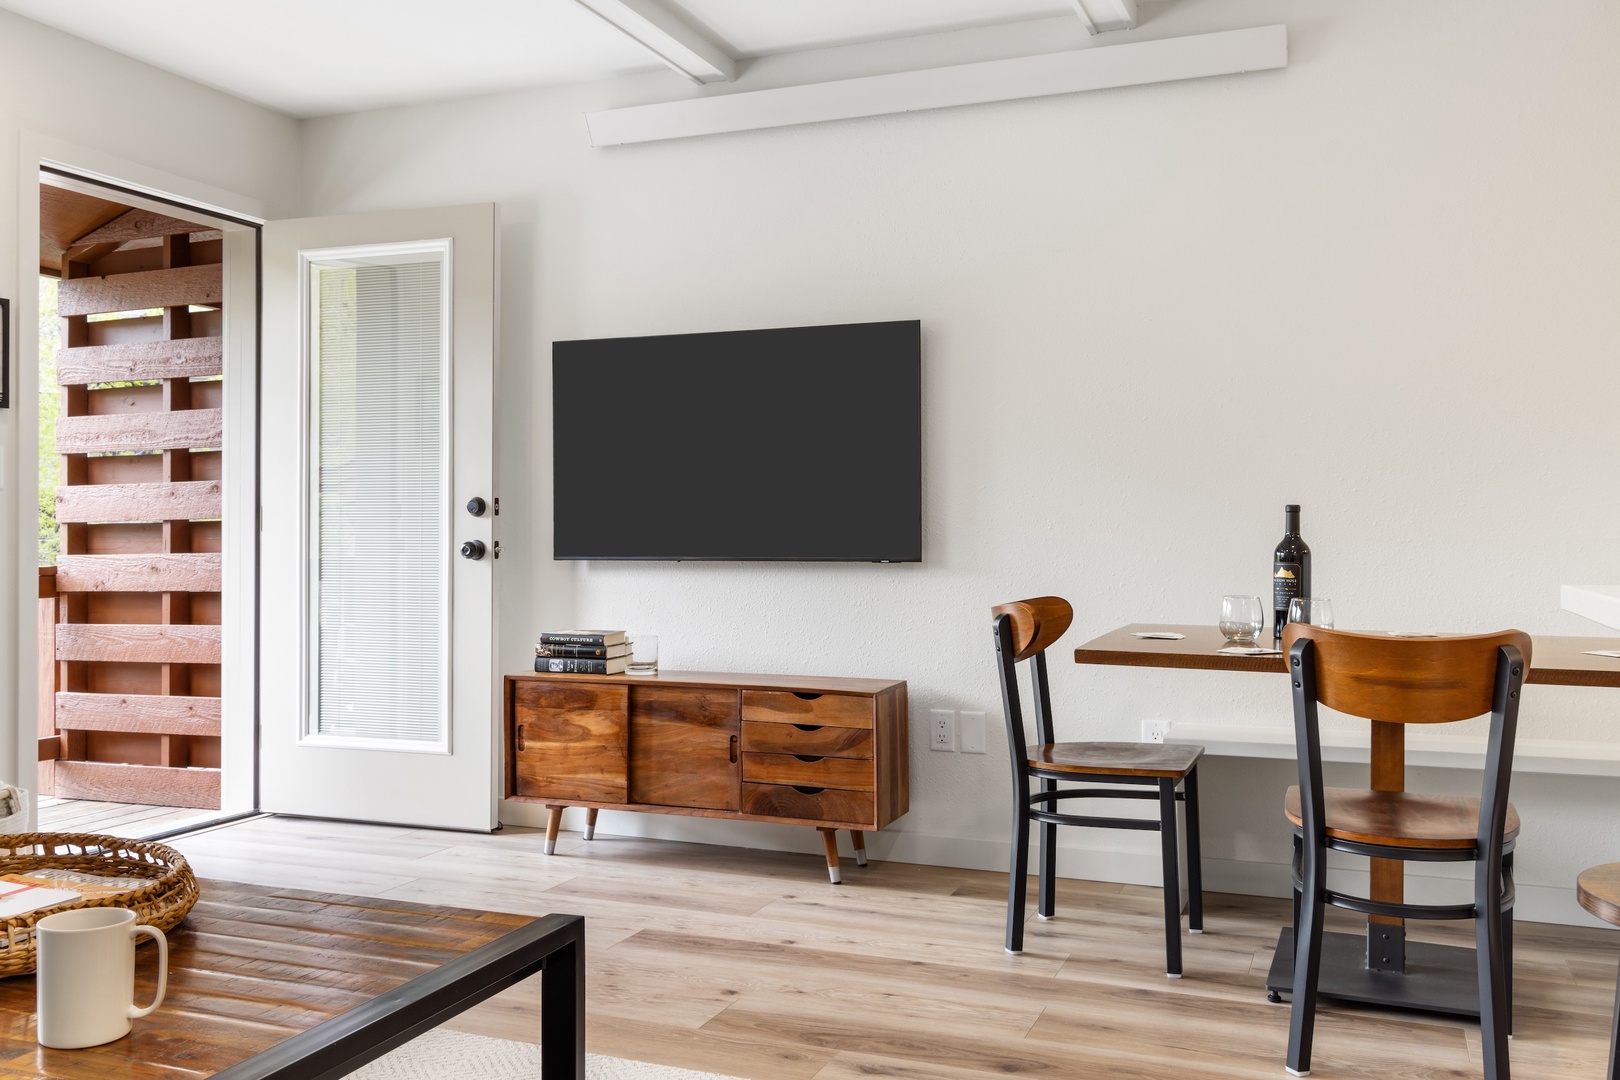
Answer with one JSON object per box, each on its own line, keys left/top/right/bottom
{"left": 314, "top": 0, "right": 1615, "bottom": 925}
{"left": 0, "top": 9, "right": 301, "bottom": 795}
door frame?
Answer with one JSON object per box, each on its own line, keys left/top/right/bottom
{"left": 13, "top": 133, "right": 264, "bottom": 822}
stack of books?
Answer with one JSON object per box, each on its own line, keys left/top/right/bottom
{"left": 535, "top": 630, "right": 630, "bottom": 674}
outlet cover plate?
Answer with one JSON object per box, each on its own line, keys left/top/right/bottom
{"left": 958, "top": 711, "right": 986, "bottom": 754}
{"left": 929, "top": 709, "right": 955, "bottom": 752}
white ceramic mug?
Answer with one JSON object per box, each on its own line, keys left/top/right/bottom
{"left": 35, "top": 907, "right": 168, "bottom": 1049}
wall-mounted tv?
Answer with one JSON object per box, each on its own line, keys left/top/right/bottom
{"left": 553, "top": 319, "right": 921, "bottom": 562}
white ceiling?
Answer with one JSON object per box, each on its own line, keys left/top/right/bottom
{"left": 0, "top": 0, "right": 1082, "bottom": 119}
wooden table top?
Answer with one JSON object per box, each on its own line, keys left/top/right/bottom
{"left": 1075, "top": 623, "right": 1620, "bottom": 688}
{"left": 0, "top": 880, "right": 533, "bottom": 1078}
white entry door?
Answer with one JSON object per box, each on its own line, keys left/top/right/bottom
{"left": 258, "top": 204, "right": 498, "bottom": 831}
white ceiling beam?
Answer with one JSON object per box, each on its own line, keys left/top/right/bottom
{"left": 1070, "top": 0, "right": 1139, "bottom": 35}
{"left": 586, "top": 24, "right": 1286, "bottom": 147}
{"left": 573, "top": 0, "right": 735, "bottom": 85}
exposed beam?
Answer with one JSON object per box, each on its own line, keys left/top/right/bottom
{"left": 587, "top": 25, "right": 1286, "bottom": 147}
{"left": 574, "top": 0, "right": 734, "bottom": 84}
{"left": 1071, "top": 0, "right": 1139, "bottom": 35}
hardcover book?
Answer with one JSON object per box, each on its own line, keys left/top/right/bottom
{"left": 537, "top": 630, "right": 628, "bottom": 647}
{"left": 535, "top": 642, "right": 631, "bottom": 659}
{"left": 536, "top": 656, "right": 630, "bottom": 675}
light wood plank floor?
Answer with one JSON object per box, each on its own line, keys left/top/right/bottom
{"left": 168, "top": 817, "right": 1620, "bottom": 1079}
{"left": 36, "top": 796, "right": 223, "bottom": 838}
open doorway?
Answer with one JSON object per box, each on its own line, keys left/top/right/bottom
{"left": 35, "top": 174, "right": 244, "bottom": 838}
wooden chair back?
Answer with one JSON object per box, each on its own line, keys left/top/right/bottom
{"left": 990, "top": 597, "right": 1074, "bottom": 664}
{"left": 1280, "top": 625, "right": 1533, "bottom": 724}
{"left": 991, "top": 596, "right": 1073, "bottom": 758}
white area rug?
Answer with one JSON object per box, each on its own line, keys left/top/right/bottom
{"left": 351, "top": 1028, "right": 749, "bottom": 1080}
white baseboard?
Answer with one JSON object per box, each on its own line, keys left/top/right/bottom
{"left": 499, "top": 801, "right": 1600, "bottom": 928}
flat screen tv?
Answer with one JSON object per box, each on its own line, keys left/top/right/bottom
{"left": 553, "top": 319, "right": 921, "bottom": 561}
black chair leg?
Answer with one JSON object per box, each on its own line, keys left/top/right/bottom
{"left": 1183, "top": 768, "right": 1203, "bottom": 933}
{"left": 1608, "top": 954, "right": 1620, "bottom": 1080}
{"left": 1038, "top": 780, "right": 1057, "bottom": 919}
{"left": 1291, "top": 834, "right": 1302, "bottom": 936}
{"left": 1286, "top": 841, "right": 1325, "bottom": 1077}
{"left": 1477, "top": 889, "right": 1512, "bottom": 1080}
{"left": 1504, "top": 903, "right": 1514, "bottom": 1037}
{"left": 1006, "top": 793, "right": 1030, "bottom": 955}
{"left": 1157, "top": 778, "right": 1182, "bottom": 977}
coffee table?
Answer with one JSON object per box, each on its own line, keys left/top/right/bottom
{"left": 0, "top": 880, "right": 584, "bottom": 1079}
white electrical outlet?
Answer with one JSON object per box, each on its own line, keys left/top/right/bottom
{"left": 1141, "top": 718, "right": 1172, "bottom": 744}
{"left": 929, "top": 709, "right": 956, "bottom": 752}
{"left": 958, "top": 710, "right": 986, "bottom": 754}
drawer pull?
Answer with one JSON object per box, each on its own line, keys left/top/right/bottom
{"left": 516, "top": 725, "right": 525, "bottom": 752}
{"left": 730, "top": 734, "right": 739, "bottom": 764}
{"left": 793, "top": 724, "right": 823, "bottom": 732}
{"left": 793, "top": 786, "right": 826, "bottom": 795}
{"left": 795, "top": 755, "right": 824, "bottom": 763}
{"left": 792, "top": 692, "right": 823, "bottom": 700}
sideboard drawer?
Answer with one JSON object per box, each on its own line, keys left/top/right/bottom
{"left": 742, "top": 752, "right": 873, "bottom": 791}
{"left": 740, "top": 720, "right": 872, "bottom": 759}
{"left": 741, "top": 782, "right": 875, "bottom": 826}
{"left": 741, "top": 691, "right": 873, "bottom": 729}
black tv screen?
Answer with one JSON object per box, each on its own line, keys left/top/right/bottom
{"left": 553, "top": 320, "right": 921, "bottom": 561}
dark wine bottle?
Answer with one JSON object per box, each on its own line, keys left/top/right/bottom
{"left": 1272, "top": 504, "right": 1311, "bottom": 640}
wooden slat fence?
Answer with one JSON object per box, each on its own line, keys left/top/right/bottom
{"left": 45, "top": 211, "right": 225, "bottom": 809}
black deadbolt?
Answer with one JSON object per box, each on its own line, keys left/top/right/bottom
{"left": 467, "top": 497, "right": 487, "bottom": 517}
{"left": 460, "top": 539, "right": 486, "bottom": 560}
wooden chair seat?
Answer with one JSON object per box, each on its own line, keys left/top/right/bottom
{"left": 1032, "top": 741, "right": 1203, "bottom": 779}
{"left": 1285, "top": 785, "right": 1520, "bottom": 850}
{"left": 1577, "top": 863, "right": 1620, "bottom": 927}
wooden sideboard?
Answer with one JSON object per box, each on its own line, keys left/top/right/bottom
{"left": 504, "top": 670, "right": 908, "bottom": 881}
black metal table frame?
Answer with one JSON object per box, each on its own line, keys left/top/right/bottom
{"left": 212, "top": 911, "right": 586, "bottom": 1080}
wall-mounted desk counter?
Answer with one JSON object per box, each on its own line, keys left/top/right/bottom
{"left": 1075, "top": 623, "right": 1620, "bottom": 687}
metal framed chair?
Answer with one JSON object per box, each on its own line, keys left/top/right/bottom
{"left": 1282, "top": 624, "right": 1529, "bottom": 1079}
{"left": 992, "top": 596, "right": 1205, "bottom": 976}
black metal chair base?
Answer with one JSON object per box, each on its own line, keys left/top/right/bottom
{"left": 1266, "top": 926, "right": 1481, "bottom": 1019}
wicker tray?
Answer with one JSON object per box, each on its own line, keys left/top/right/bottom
{"left": 0, "top": 832, "right": 199, "bottom": 977}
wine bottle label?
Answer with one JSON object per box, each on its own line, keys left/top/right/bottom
{"left": 1273, "top": 562, "right": 1303, "bottom": 613}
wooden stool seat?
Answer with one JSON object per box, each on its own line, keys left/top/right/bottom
{"left": 1284, "top": 786, "right": 1521, "bottom": 850}
{"left": 1032, "top": 741, "right": 1203, "bottom": 779}
{"left": 1579, "top": 864, "right": 1620, "bottom": 926}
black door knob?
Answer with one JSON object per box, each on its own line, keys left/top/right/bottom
{"left": 460, "top": 539, "right": 486, "bottom": 560}
{"left": 467, "top": 497, "right": 487, "bottom": 517}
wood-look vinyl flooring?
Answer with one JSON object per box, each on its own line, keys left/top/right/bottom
{"left": 168, "top": 816, "right": 1620, "bottom": 1079}
{"left": 35, "top": 796, "right": 223, "bottom": 838}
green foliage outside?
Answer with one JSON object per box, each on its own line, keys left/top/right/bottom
{"left": 38, "top": 277, "right": 60, "bottom": 567}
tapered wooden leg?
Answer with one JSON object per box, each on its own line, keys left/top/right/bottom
{"left": 850, "top": 829, "right": 868, "bottom": 867}
{"left": 1157, "top": 778, "right": 1183, "bottom": 977}
{"left": 818, "top": 827, "right": 842, "bottom": 884}
{"left": 583, "top": 808, "right": 598, "bottom": 842}
{"left": 544, "top": 805, "right": 564, "bottom": 856}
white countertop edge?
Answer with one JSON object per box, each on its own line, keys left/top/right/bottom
{"left": 1562, "top": 584, "right": 1620, "bottom": 632}
{"left": 1170, "top": 724, "right": 1620, "bottom": 777}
